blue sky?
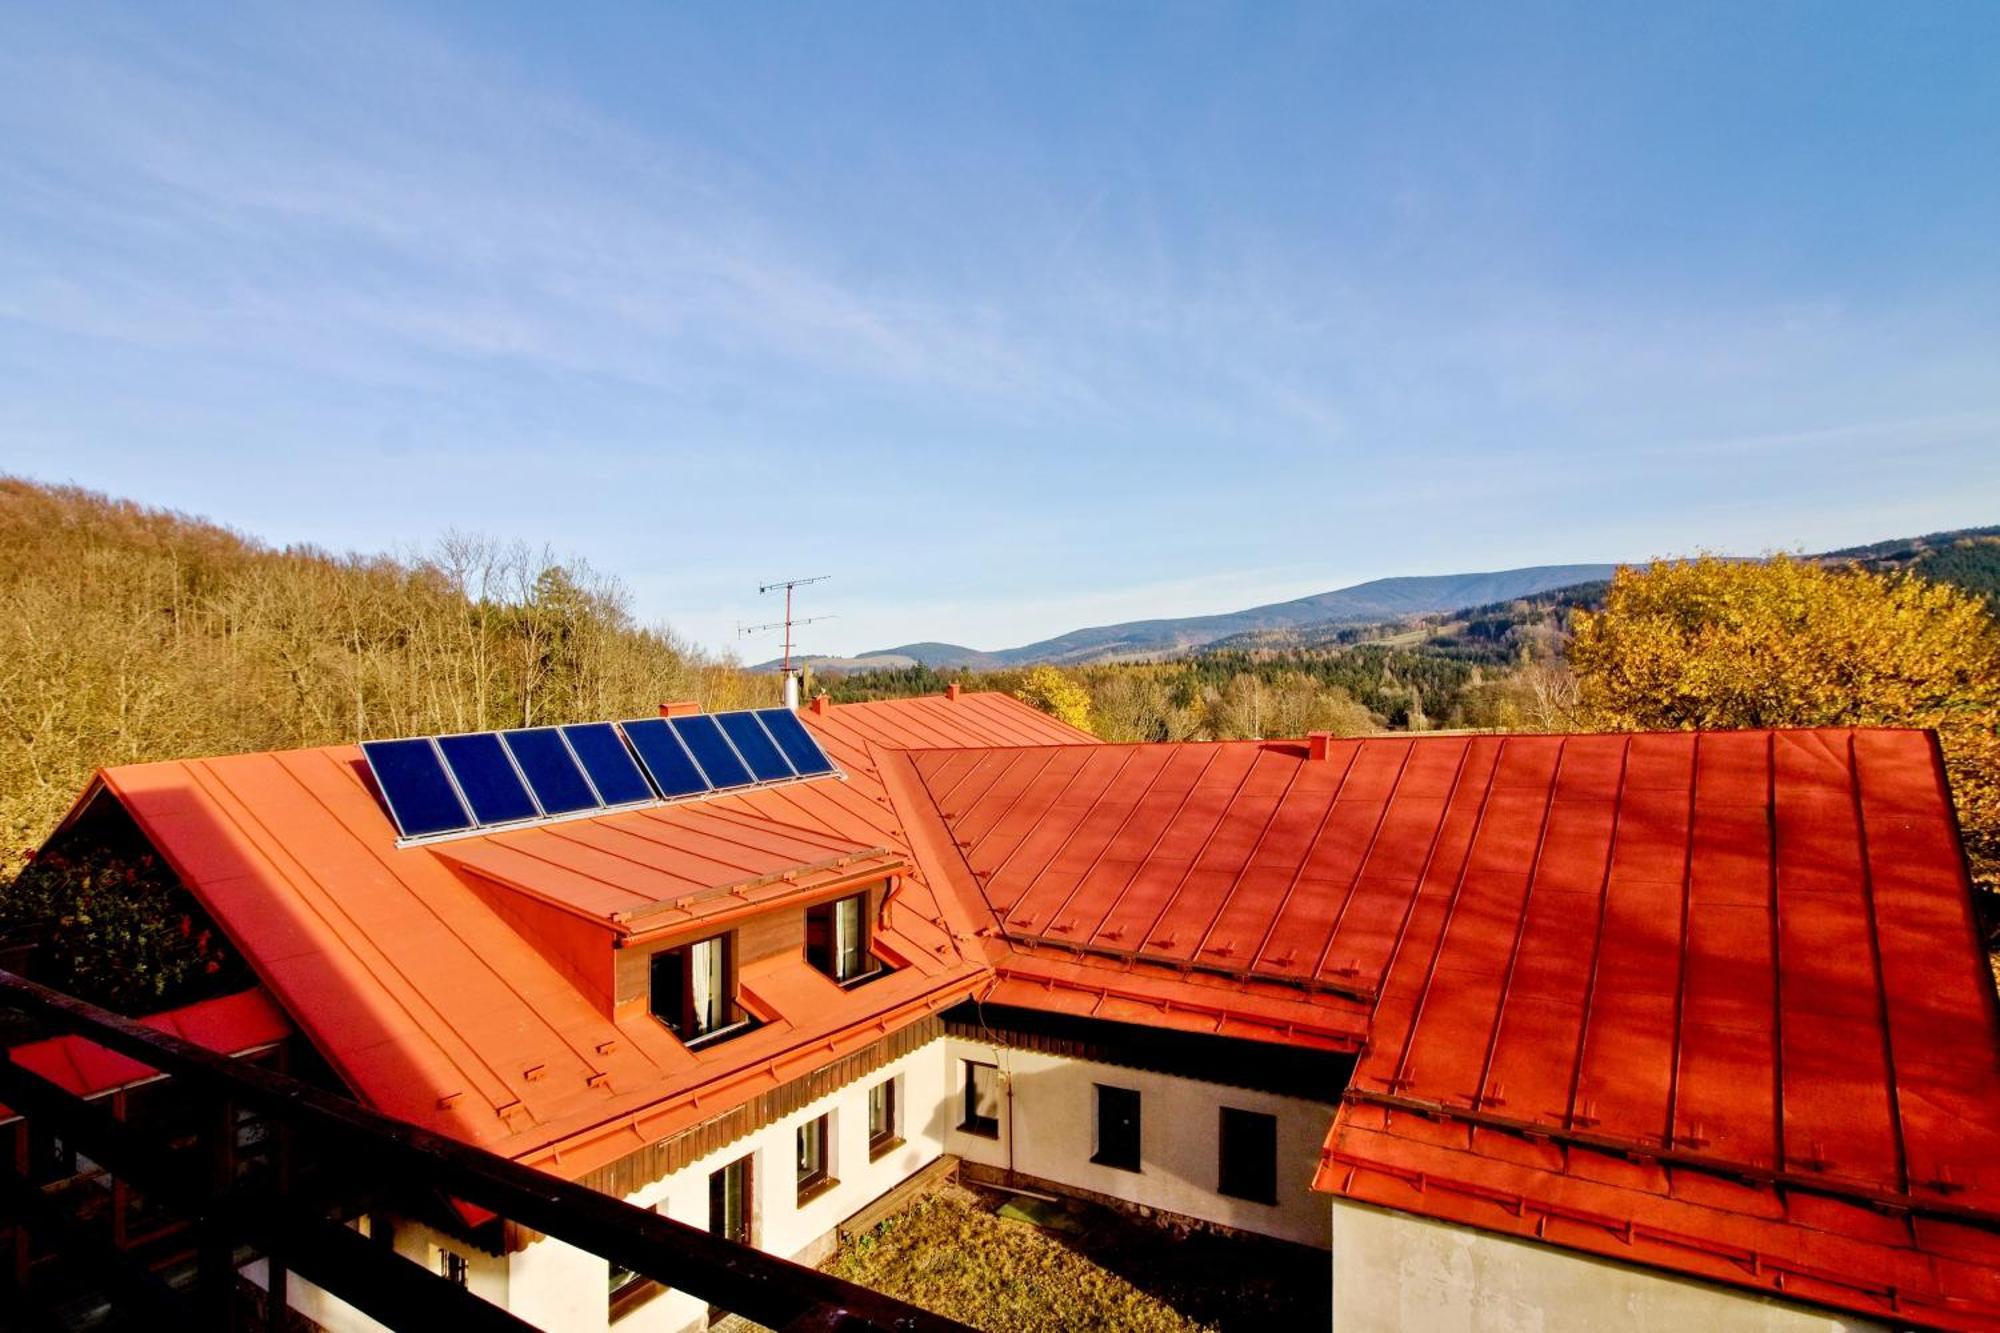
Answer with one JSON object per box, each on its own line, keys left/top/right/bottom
{"left": 3, "top": 3, "right": 1997, "bottom": 657}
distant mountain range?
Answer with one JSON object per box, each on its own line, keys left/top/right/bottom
{"left": 765, "top": 526, "right": 2000, "bottom": 674}
{"left": 769, "top": 564, "right": 1619, "bottom": 671}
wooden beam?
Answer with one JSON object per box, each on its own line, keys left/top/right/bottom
{"left": 0, "top": 1166, "right": 199, "bottom": 1327}
{"left": 0, "top": 970, "right": 967, "bottom": 1333}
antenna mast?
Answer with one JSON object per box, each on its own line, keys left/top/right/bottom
{"left": 749, "top": 575, "right": 832, "bottom": 706}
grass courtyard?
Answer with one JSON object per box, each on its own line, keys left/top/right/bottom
{"left": 821, "top": 1180, "right": 1328, "bottom": 1332}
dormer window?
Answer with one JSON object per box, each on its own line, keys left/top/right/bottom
{"left": 806, "top": 892, "right": 876, "bottom": 985}
{"left": 649, "top": 933, "right": 748, "bottom": 1046}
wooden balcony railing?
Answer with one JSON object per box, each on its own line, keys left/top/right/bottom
{"left": 0, "top": 969, "right": 967, "bottom": 1333}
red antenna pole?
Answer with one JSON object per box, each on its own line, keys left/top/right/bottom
{"left": 747, "top": 576, "right": 832, "bottom": 705}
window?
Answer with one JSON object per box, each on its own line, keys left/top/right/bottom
{"left": 960, "top": 1060, "right": 1000, "bottom": 1137}
{"left": 435, "top": 1247, "right": 469, "bottom": 1287}
{"left": 1218, "top": 1107, "right": 1278, "bottom": 1204}
{"left": 608, "top": 1205, "right": 665, "bottom": 1320}
{"left": 1092, "top": 1084, "right": 1141, "bottom": 1172}
{"left": 867, "top": 1078, "right": 900, "bottom": 1159}
{"left": 650, "top": 934, "right": 747, "bottom": 1045}
{"left": 708, "top": 1155, "right": 753, "bottom": 1320}
{"left": 806, "top": 892, "right": 876, "bottom": 983}
{"left": 796, "top": 1113, "right": 835, "bottom": 1204}
{"left": 710, "top": 1154, "right": 753, "bottom": 1245}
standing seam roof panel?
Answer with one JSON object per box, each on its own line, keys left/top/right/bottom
{"left": 1354, "top": 735, "right": 1506, "bottom": 1093}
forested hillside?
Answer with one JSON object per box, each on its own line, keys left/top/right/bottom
{"left": 795, "top": 563, "right": 1617, "bottom": 670}
{"left": 817, "top": 537, "right": 2000, "bottom": 915}
{"left": 815, "top": 529, "right": 2000, "bottom": 744}
{"left": 0, "top": 478, "right": 768, "bottom": 853}
{"left": 6, "top": 474, "right": 1994, "bottom": 892}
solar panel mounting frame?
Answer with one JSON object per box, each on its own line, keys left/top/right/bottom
{"left": 433, "top": 730, "right": 545, "bottom": 829}
{"left": 559, "top": 721, "right": 658, "bottom": 810}
{"left": 369, "top": 708, "right": 844, "bottom": 847}
{"left": 360, "top": 736, "right": 475, "bottom": 841}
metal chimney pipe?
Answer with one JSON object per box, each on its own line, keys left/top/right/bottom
{"left": 782, "top": 670, "right": 802, "bottom": 710}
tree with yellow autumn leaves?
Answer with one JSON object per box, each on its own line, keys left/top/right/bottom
{"left": 1570, "top": 555, "right": 2000, "bottom": 890}
{"left": 1014, "top": 664, "right": 1094, "bottom": 732}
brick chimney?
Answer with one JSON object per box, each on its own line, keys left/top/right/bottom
{"left": 946, "top": 682, "right": 962, "bottom": 701}
{"left": 1307, "top": 731, "right": 1334, "bottom": 761}
{"left": 810, "top": 692, "right": 830, "bottom": 715}
{"left": 658, "top": 700, "right": 701, "bottom": 718}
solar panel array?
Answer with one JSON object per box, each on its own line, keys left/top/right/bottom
{"left": 360, "top": 709, "right": 840, "bottom": 842}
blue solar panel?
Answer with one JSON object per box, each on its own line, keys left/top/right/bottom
{"left": 363, "top": 710, "right": 842, "bottom": 838}
{"left": 618, "top": 719, "right": 712, "bottom": 799}
{"left": 756, "top": 708, "right": 837, "bottom": 776}
{"left": 718, "top": 711, "right": 794, "bottom": 782}
{"left": 669, "top": 714, "right": 754, "bottom": 788}
{"left": 561, "top": 722, "right": 654, "bottom": 806}
{"left": 436, "top": 732, "right": 540, "bottom": 825}
{"left": 501, "top": 728, "right": 601, "bottom": 815}
{"left": 361, "top": 738, "right": 472, "bottom": 838}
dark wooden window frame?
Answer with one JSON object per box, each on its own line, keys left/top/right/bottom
{"left": 649, "top": 932, "right": 752, "bottom": 1048}
{"left": 795, "top": 1113, "right": 836, "bottom": 1206}
{"left": 707, "top": 1154, "right": 755, "bottom": 1319}
{"left": 806, "top": 891, "right": 884, "bottom": 987}
{"left": 1091, "top": 1084, "right": 1141, "bottom": 1172}
{"left": 1217, "top": 1106, "right": 1279, "bottom": 1205}
{"left": 866, "top": 1077, "right": 901, "bottom": 1160}
{"left": 959, "top": 1061, "right": 1000, "bottom": 1138}
{"left": 436, "top": 1247, "right": 469, "bottom": 1288}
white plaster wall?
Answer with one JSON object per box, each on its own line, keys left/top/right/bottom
{"left": 507, "top": 1223, "right": 610, "bottom": 1333}
{"left": 260, "top": 1034, "right": 1345, "bottom": 1330}
{"left": 245, "top": 1256, "right": 388, "bottom": 1333}
{"left": 253, "top": 1214, "right": 509, "bottom": 1332}
{"left": 569, "top": 1035, "right": 954, "bottom": 1333}
{"left": 263, "top": 1041, "right": 948, "bottom": 1333}
{"left": 942, "top": 1036, "right": 1335, "bottom": 1248}
{"left": 1330, "top": 1201, "right": 1891, "bottom": 1333}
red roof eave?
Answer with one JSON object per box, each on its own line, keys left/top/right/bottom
{"left": 513, "top": 963, "right": 989, "bottom": 1180}
{"left": 0, "top": 988, "right": 292, "bottom": 1123}
{"left": 1316, "top": 1109, "right": 2000, "bottom": 1331}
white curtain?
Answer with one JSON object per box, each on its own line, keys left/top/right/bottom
{"left": 690, "top": 937, "right": 726, "bottom": 1032}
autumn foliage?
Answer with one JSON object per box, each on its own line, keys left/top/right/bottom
{"left": 0, "top": 477, "right": 790, "bottom": 1010}
{"left": 1013, "top": 664, "right": 1094, "bottom": 732}
{"left": 6, "top": 835, "right": 250, "bottom": 1013}
{"left": 1571, "top": 555, "right": 2000, "bottom": 888}
{"left": 0, "top": 477, "right": 772, "bottom": 855}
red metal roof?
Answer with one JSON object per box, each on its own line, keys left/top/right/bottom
{"left": 803, "top": 691, "right": 1100, "bottom": 757}
{"left": 1344, "top": 729, "right": 2000, "bottom": 1214}
{"left": 1312, "top": 729, "right": 2000, "bottom": 1328}
{"left": 903, "top": 735, "right": 1471, "bottom": 992}
{"left": 43, "top": 697, "right": 2000, "bottom": 1327}
{"left": 1323, "top": 1105, "right": 2000, "bottom": 1329}
{"left": 432, "top": 803, "right": 897, "bottom": 933}
{"left": 706, "top": 690, "right": 1101, "bottom": 970}
{"left": 897, "top": 726, "right": 2000, "bottom": 1329}
{"left": 0, "top": 987, "right": 290, "bottom": 1122}
{"left": 985, "top": 950, "right": 1364, "bottom": 1051}
{"left": 56, "top": 693, "right": 1079, "bottom": 1181}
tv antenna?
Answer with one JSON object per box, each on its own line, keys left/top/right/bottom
{"left": 743, "top": 575, "right": 833, "bottom": 703}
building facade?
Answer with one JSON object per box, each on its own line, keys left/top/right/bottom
{"left": 9, "top": 694, "right": 1999, "bottom": 1330}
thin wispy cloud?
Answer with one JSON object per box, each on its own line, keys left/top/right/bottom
{"left": 1, "top": 3, "right": 1995, "bottom": 652}
{"left": 0, "top": 8, "right": 1071, "bottom": 409}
